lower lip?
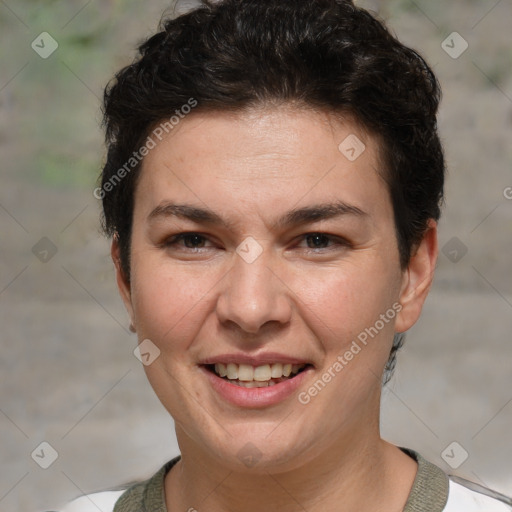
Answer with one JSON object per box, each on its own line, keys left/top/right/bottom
{"left": 200, "top": 366, "right": 313, "bottom": 408}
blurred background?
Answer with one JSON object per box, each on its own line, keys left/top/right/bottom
{"left": 0, "top": 0, "right": 511, "bottom": 510}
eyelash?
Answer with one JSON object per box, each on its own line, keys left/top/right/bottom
{"left": 162, "top": 232, "right": 351, "bottom": 252}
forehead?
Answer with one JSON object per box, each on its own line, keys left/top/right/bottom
{"left": 135, "top": 106, "right": 392, "bottom": 225}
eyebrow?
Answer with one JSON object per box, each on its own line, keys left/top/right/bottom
{"left": 148, "top": 201, "right": 367, "bottom": 230}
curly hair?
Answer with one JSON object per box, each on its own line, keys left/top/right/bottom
{"left": 100, "top": 0, "right": 445, "bottom": 383}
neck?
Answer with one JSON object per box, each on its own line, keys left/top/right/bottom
{"left": 165, "top": 428, "right": 417, "bottom": 512}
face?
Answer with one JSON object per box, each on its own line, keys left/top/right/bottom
{"left": 113, "top": 107, "right": 437, "bottom": 473}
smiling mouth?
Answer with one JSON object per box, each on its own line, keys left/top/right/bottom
{"left": 204, "top": 362, "right": 311, "bottom": 388}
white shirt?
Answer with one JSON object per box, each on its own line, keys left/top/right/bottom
{"left": 445, "top": 479, "right": 512, "bottom": 511}
{"left": 53, "top": 478, "right": 512, "bottom": 512}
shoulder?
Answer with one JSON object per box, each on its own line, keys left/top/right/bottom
{"left": 48, "top": 490, "right": 125, "bottom": 512}
{"left": 48, "top": 456, "right": 181, "bottom": 512}
{"left": 445, "top": 477, "right": 512, "bottom": 511}
{"left": 401, "top": 447, "right": 511, "bottom": 512}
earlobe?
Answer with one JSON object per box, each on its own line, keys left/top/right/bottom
{"left": 395, "top": 220, "right": 438, "bottom": 333}
{"left": 111, "top": 236, "right": 135, "bottom": 329}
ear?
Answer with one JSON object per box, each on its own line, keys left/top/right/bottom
{"left": 395, "top": 219, "right": 438, "bottom": 333}
{"left": 111, "top": 236, "right": 135, "bottom": 329}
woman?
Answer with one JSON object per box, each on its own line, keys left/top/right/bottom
{"left": 58, "top": 0, "right": 512, "bottom": 510}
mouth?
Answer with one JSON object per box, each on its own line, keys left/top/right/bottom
{"left": 203, "top": 362, "right": 312, "bottom": 388}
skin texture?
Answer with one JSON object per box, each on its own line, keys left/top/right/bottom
{"left": 112, "top": 107, "right": 438, "bottom": 512}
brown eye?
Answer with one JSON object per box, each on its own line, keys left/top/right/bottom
{"left": 305, "top": 234, "right": 332, "bottom": 249}
{"left": 181, "top": 233, "right": 207, "bottom": 248}
{"left": 164, "top": 232, "right": 210, "bottom": 250}
{"left": 295, "top": 233, "right": 352, "bottom": 254}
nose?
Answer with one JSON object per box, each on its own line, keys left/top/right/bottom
{"left": 215, "top": 248, "right": 292, "bottom": 334}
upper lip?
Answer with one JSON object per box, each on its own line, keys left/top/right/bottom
{"left": 199, "top": 352, "right": 313, "bottom": 367}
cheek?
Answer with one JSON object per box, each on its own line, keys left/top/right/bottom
{"left": 130, "top": 259, "right": 216, "bottom": 350}
{"left": 294, "top": 265, "right": 401, "bottom": 420}
{"left": 295, "top": 260, "right": 401, "bottom": 347}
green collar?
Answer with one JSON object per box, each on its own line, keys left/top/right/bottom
{"left": 113, "top": 457, "right": 178, "bottom": 512}
{"left": 114, "top": 448, "right": 449, "bottom": 512}
{"left": 401, "top": 448, "right": 449, "bottom": 512}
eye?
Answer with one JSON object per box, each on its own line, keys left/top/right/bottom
{"left": 163, "top": 232, "right": 212, "bottom": 250}
{"left": 298, "top": 233, "right": 350, "bottom": 251}
{"left": 304, "top": 233, "right": 332, "bottom": 249}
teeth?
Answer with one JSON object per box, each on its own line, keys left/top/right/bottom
{"left": 254, "top": 364, "right": 271, "bottom": 381}
{"left": 271, "top": 363, "right": 283, "bottom": 378}
{"left": 236, "top": 380, "right": 269, "bottom": 388}
{"left": 238, "top": 364, "right": 254, "bottom": 381}
{"left": 213, "top": 362, "right": 306, "bottom": 382}
{"left": 226, "top": 363, "right": 238, "bottom": 379}
{"left": 216, "top": 363, "right": 228, "bottom": 377}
